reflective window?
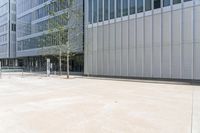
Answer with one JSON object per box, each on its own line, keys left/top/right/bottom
{"left": 117, "top": 0, "right": 121, "bottom": 18}
{"left": 123, "top": 0, "right": 128, "bottom": 16}
{"left": 137, "top": 0, "right": 143, "bottom": 13}
{"left": 184, "top": 0, "right": 192, "bottom": 2}
{"left": 110, "top": 0, "right": 115, "bottom": 19}
{"left": 154, "top": 0, "right": 161, "bottom": 9}
{"left": 173, "top": 0, "right": 181, "bottom": 4}
{"left": 93, "top": 0, "right": 97, "bottom": 23}
{"left": 130, "top": 0, "right": 135, "bottom": 14}
{"left": 163, "top": 0, "right": 170, "bottom": 7}
{"left": 104, "top": 0, "right": 109, "bottom": 20}
{"left": 99, "top": 0, "right": 103, "bottom": 22}
{"left": 0, "top": 24, "right": 7, "bottom": 34}
{"left": 12, "top": 24, "right": 16, "bottom": 31}
{"left": 88, "top": 0, "right": 92, "bottom": 24}
{"left": 145, "top": 0, "right": 152, "bottom": 11}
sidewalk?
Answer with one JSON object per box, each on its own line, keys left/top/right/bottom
{"left": 0, "top": 75, "right": 198, "bottom": 133}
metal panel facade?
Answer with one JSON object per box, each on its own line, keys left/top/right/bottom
{"left": 85, "top": 0, "right": 200, "bottom": 80}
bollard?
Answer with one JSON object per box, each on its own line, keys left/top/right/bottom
{"left": 22, "top": 69, "right": 24, "bottom": 78}
{"left": 47, "top": 59, "right": 50, "bottom": 77}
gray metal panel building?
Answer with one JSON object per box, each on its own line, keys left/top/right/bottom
{"left": 84, "top": 0, "right": 200, "bottom": 80}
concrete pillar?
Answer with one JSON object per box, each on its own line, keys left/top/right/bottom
{"left": 15, "top": 59, "right": 18, "bottom": 67}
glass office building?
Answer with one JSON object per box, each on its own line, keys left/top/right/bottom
{"left": 16, "top": 0, "right": 84, "bottom": 72}
{"left": 0, "top": 0, "right": 17, "bottom": 66}
{"left": 84, "top": 0, "right": 200, "bottom": 80}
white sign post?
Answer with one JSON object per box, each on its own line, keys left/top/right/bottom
{"left": 47, "top": 59, "right": 50, "bottom": 77}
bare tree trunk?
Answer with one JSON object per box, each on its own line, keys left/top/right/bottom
{"left": 67, "top": 52, "right": 70, "bottom": 79}
{"left": 59, "top": 49, "right": 62, "bottom": 75}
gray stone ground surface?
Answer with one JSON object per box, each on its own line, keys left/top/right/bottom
{"left": 0, "top": 73, "right": 199, "bottom": 133}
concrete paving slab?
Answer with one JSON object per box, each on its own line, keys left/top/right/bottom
{"left": 0, "top": 75, "right": 198, "bottom": 133}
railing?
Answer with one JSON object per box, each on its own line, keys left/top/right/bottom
{"left": 0, "top": 66, "right": 24, "bottom": 78}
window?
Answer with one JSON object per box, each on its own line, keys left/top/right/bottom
{"left": 184, "top": 0, "right": 192, "bottom": 2}
{"left": 173, "top": 0, "right": 181, "bottom": 4}
{"left": 0, "top": 24, "right": 7, "bottom": 33}
{"left": 104, "top": 0, "right": 109, "bottom": 20}
{"left": 123, "top": 0, "right": 128, "bottom": 16}
{"left": 137, "top": 0, "right": 143, "bottom": 13}
{"left": 130, "top": 0, "right": 135, "bottom": 14}
{"left": 154, "top": 0, "right": 161, "bottom": 9}
{"left": 110, "top": 0, "right": 115, "bottom": 19}
{"left": 163, "top": 0, "right": 170, "bottom": 7}
{"left": 88, "top": 0, "right": 92, "bottom": 24}
{"left": 145, "top": 0, "right": 152, "bottom": 11}
{"left": 93, "top": 0, "right": 97, "bottom": 23}
{"left": 117, "top": 0, "right": 121, "bottom": 18}
{"left": 12, "top": 24, "right": 16, "bottom": 31}
{"left": 99, "top": 0, "right": 103, "bottom": 22}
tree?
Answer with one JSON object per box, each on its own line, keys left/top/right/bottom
{"left": 39, "top": 0, "right": 83, "bottom": 78}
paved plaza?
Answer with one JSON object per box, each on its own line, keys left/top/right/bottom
{"left": 0, "top": 74, "right": 199, "bottom": 133}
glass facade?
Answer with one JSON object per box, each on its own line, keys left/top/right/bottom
{"left": 137, "top": 0, "right": 143, "bottom": 13}
{"left": 110, "top": 0, "right": 115, "bottom": 19}
{"left": 89, "top": 0, "right": 92, "bottom": 24}
{"left": 163, "top": 0, "right": 170, "bottom": 7}
{"left": 123, "top": 0, "right": 128, "bottom": 16}
{"left": 130, "top": 0, "right": 135, "bottom": 14}
{"left": 93, "top": 0, "right": 97, "bottom": 23}
{"left": 17, "top": 0, "right": 83, "bottom": 52}
{"left": 154, "top": 0, "right": 161, "bottom": 9}
{"left": 99, "top": 0, "right": 103, "bottom": 22}
{"left": 0, "top": 2, "right": 8, "bottom": 51}
{"left": 145, "top": 0, "right": 152, "bottom": 11}
{"left": 17, "top": 0, "right": 49, "bottom": 15}
{"left": 88, "top": 0, "right": 194, "bottom": 24}
{"left": 117, "top": 0, "right": 121, "bottom": 18}
{"left": 104, "top": 0, "right": 109, "bottom": 20}
{"left": 173, "top": 0, "right": 181, "bottom": 4}
{"left": 0, "top": 0, "right": 16, "bottom": 57}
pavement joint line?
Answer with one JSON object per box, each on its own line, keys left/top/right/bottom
{"left": 192, "top": 88, "right": 200, "bottom": 133}
{"left": 191, "top": 87, "right": 194, "bottom": 133}
{"left": 0, "top": 74, "right": 197, "bottom": 133}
